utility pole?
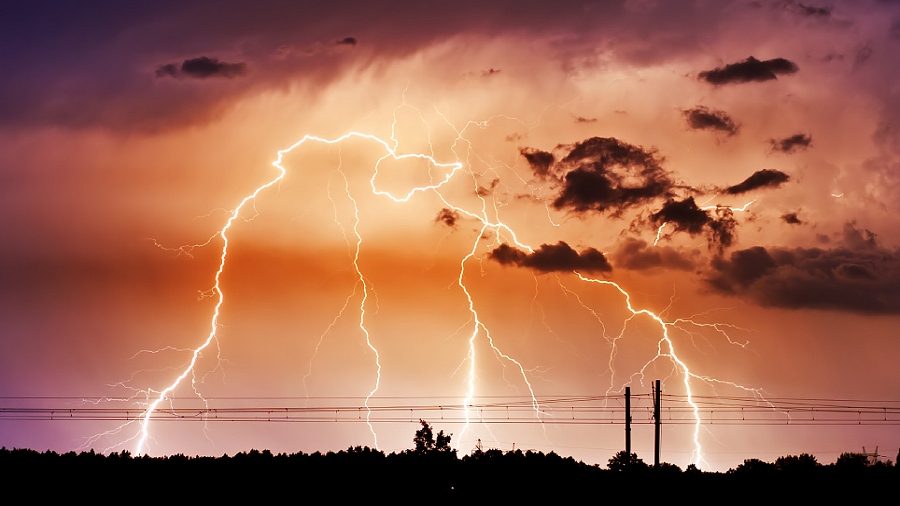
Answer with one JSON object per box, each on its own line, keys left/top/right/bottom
{"left": 862, "top": 446, "right": 879, "bottom": 465}
{"left": 653, "top": 379, "right": 661, "bottom": 467}
{"left": 625, "top": 386, "right": 631, "bottom": 456}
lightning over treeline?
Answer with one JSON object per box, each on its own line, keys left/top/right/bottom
{"left": 4, "top": 0, "right": 900, "bottom": 474}
{"left": 68, "top": 65, "right": 900, "bottom": 467}
{"left": 95, "top": 97, "right": 814, "bottom": 467}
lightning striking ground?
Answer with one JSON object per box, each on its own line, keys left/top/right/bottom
{"left": 106, "top": 104, "right": 768, "bottom": 466}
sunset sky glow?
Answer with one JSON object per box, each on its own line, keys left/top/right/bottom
{"left": 2, "top": 0, "right": 899, "bottom": 470}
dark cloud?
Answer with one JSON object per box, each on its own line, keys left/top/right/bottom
{"left": 524, "top": 137, "right": 674, "bottom": 215}
{"left": 0, "top": 3, "right": 491, "bottom": 128}
{"left": 708, "top": 246, "right": 776, "bottom": 290}
{"left": 782, "top": 212, "right": 803, "bottom": 225}
{"left": 706, "top": 208, "right": 738, "bottom": 251}
{"left": 157, "top": 56, "right": 247, "bottom": 79}
{"left": 841, "top": 221, "right": 878, "bottom": 250}
{"left": 481, "top": 68, "right": 501, "bottom": 77}
{"left": 706, "top": 224, "right": 900, "bottom": 314}
{"left": 520, "top": 147, "right": 555, "bottom": 178}
{"left": 684, "top": 106, "right": 739, "bottom": 136}
{"left": 651, "top": 197, "right": 708, "bottom": 235}
{"left": 796, "top": 3, "right": 832, "bottom": 17}
{"left": 770, "top": 133, "right": 812, "bottom": 153}
{"left": 435, "top": 208, "right": 461, "bottom": 228}
{"left": 0, "top": 1, "right": 817, "bottom": 132}
{"left": 575, "top": 116, "right": 598, "bottom": 123}
{"left": 779, "top": 1, "right": 832, "bottom": 18}
{"left": 698, "top": 56, "right": 799, "bottom": 85}
{"left": 489, "top": 241, "right": 612, "bottom": 274}
{"left": 336, "top": 37, "right": 358, "bottom": 46}
{"left": 723, "top": 169, "right": 790, "bottom": 195}
{"left": 610, "top": 237, "right": 694, "bottom": 271}
{"left": 650, "top": 197, "right": 737, "bottom": 250}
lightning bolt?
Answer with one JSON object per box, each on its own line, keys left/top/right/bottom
{"left": 110, "top": 99, "right": 769, "bottom": 467}
{"left": 572, "top": 272, "right": 768, "bottom": 466}
{"left": 127, "top": 122, "right": 544, "bottom": 454}
{"left": 654, "top": 222, "right": 668, "bottom": 246}
{"left": 425, "top": 110, "right": 547, "bottom": 446}
{"left": 134, "top": 142, "right": 291, "bottom": 454}
{"left": 700, "top": 201, "right": 755, "bottom": 213}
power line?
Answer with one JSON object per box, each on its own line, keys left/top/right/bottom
{"left": 1, "top": 393, "right": 898, "bottom": 426}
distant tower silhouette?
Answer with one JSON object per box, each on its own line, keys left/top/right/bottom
{"left": 862, "top": 446, "right": 880, "bottom": 465}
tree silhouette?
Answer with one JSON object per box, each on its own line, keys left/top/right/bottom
{"left": 834, "top": 452, "right": 869, "bottom": 470}
{"left": 412, "top": 419, "right": 454, "bottom": 456}
{"left": 732, "top": 458, "right": 776, "bottom": 475}
{"left": 607, "top": 451, "right": 648, "bottom": 472}
{"left": 774, "top": 453, "right": 818, "bottom": 473}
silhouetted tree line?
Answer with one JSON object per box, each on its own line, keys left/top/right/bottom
{"left": 2, "top": 421, "right": 895, "bottom": 500}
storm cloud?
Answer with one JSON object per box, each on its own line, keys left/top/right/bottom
{"left": 779, "top": 0, "right": 833, "bottom": 19}
{"left": 519, "top": 147, "right": 555, "bottom": 179}
{"left": 782, "top": 212, "right": 803, "bottom": 225}
{"left": 156, "top": 57, "right": 247, "bottom": 79}
{"left": 706, "top": 223, "right": 900, "bottom": 314}
{"left": 796, "top": 3, "right": 832, "bottom": 18}
{"left": 489, "top": 242, "right": 612, "bottom": 274}
{"left": 651, "top": 197, "right": 737, "bottom": 250}
{"left": 610, "top": 238, "right": 695, "bottom": 271}
{"left": 698, "top": 56, "right": 799, "bottom": 85}
{"left": 684, "top": 107, "right": 739, "bottom": 136}
{"left": 723, "top": 169, "right": 790, "bottom": 195}
{"left": 770, "top": 134, "right": 812, "bottom": 153}
{"left": 651, "top": 197, "right": 709, "bottom": 235}
{"left": 435, "top": 208, "right": 461, "bottom": 228}
{"left": 521, "top": 137, "right": 674, "bottom": 216}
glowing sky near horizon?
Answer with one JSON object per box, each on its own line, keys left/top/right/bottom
{"left": 1, "top": 0, "right": 900, "bottom": 470}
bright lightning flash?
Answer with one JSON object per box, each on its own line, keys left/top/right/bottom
{"left": 106, "top": 101, "right": 767, "bottom": 467}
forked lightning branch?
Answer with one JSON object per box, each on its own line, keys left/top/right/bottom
{"left": 106, "top": 106, "right": 765, "bottom": 467}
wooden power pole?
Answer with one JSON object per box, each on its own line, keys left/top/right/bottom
{"left": 625, "top": 386, "right": 631, "bottom": 456}
{"left": 653, "top": 379, "right": 661, "bottom": 467}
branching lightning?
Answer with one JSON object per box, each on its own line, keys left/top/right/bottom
{"left": 572, "top": 272, "right": 769, "bottom": 465}
{"left": 105, "top": 100, "right": 769, "bottom": 467}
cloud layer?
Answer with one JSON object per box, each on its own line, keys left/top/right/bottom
{"left": 489, "top": 242, "right": 612, "bottom": 274}
{"left": 156, "top": 57, "right": 248, "bottom": 79}
{"left": 684, "top": 107, "right": 739, "bottom": 136}
{"left": 699, "top": 56, "right": 799, "bottom": 85}
{"left": 723, "top": 169, "right": 791, "bottom": 195}
{"left": 707, "top": 224, "right": 900, "bottom": 314}
{"left": 650, "top": 198, "right": 737, "bottom": 250}
{"left": 522, "top": 137, "right": 674, "bottom": 216}
{"left": 769, "top": 134, "right": 812, "bottom": 153}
